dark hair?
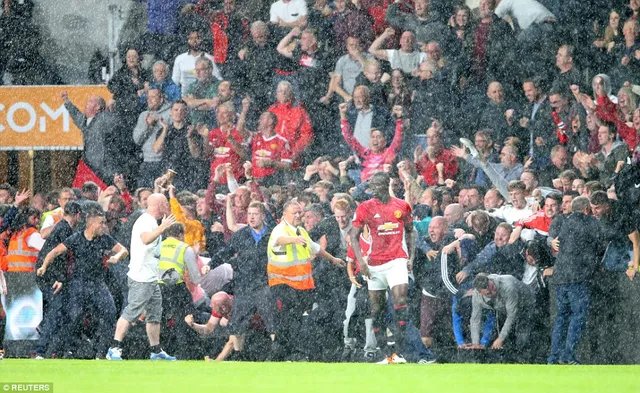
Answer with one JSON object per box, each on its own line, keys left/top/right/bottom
{"left": 426, "top": 187, "right": 443, "bottom": 205}
{"left": 522, "top": 169, "right": 539, "bottom": 182}
{"left": 173, "top": 99, "right": 188, "bottom": 109}
{"left": 599, "top": 120, "right": 617, "bottom": 135}
{"left": 64, "top": 201, "right": 82, "bottom": 216}
{"left": 589, "top": 190, "right": 610, "bottom": 206}
{"left": 546, "top": 192, "right": 563, "bottom": 205}
{"left": 548, "top": 88, "right": 568, "bottom": 99}
{"left": 473, "top": 273, "right": 491, "bottom": 290}
{"left": 523, "top": 75, "right": 548, "bottom": 92}
{"left": 0, "top": 183, "right": 16, "bottom": 200}
{"left": 135, "top": 187, "right": 153, "bottom": 201}
{"left": 165, "top": 222, "right": 185, "bottom": 239}
{"left": 524, "top": 239, "right": 553, "bottom": 269}
{"left": 9, "top": 207, "right": 40, "bottom": 231}
{"left": 585, "top": 181, "right": 605, "bottom": 193}
{"left": 467, "top": 184, "right": 487, "bottom": 198}
{"left": 46, "top": 190, "right": 60, "bottom": 206}
{"left": 297, "top": 191, "right": 319, "bottom": 206}
{"left": 559, "top": 170, "right": 577, "bottom": 181}
{"left": 83, "top": 201, "right": 105, "bottom": 218}
{"left": 82, "top": 182, "right": 100, "bottom": 195}
{"left": 563, "top": 190, "right": 579, "bottom": 198}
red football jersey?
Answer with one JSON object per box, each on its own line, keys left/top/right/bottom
{"left": 352, "top": 197, "right": 412, "bottom": 266}
{"left": 250, "top": 133, "right": 292, "bottom": 179}
{"left": 208, "top": 127, "right": 246, "bottom": 184}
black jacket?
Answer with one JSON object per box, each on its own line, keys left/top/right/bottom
{"left": 553, "top": 212, "right": 603, "bottom": 285}
{"left": 466, "top": 14, "right": 514, "bottom": 83}
{"left": 35, "top": 219, "right": 74, "bottom": 288}
{"left": 211, "top": 225, "right": 272, "bottom": 292}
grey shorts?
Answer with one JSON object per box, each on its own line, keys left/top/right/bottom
{"left": 121, "top": 278, "right": 162, "bottom": 323}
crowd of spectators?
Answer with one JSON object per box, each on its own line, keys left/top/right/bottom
{"left": 2, "top": 0, "right": 640, "bottom": 364}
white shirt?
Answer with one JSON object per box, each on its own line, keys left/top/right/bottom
{"left": 494, "top": 0, "right": 555, "bottom": 30}
{"left": 40, "top": 207, "right": 63, "bottom": 231}
{"left": 270, "top": 219, "right": 321, "bottom": 255}
{"left": 386, "top": 50, "right": 426, "bottom": 74}
{"left": 26, "top": 232, "right": 45, "bottom": 250}
{"left": 354, "top": 108, "right": 373, "bottom": 148}
{"left": 270, "top": 0, "right": 308, "bottom": 24}
{"left": 172, "top": 52, "right": 222, "bottom": 96}
{"left": 128, "top": 212, "right": 162, "bottom": 283}
{"left": 489, "top": 204, "right": 534, "bottom": 226}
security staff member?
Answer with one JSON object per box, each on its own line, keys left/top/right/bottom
{"left": 158, "top": 222, "right": 202, "bottom": 359}
{"left": 6, "top": 208, "right": 44, "bottom": 304}
{"left": 267, "top": 200, "right": 346, "bottom": 360}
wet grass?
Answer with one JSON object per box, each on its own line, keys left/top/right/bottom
{"left": 1, "top": 360, "right": 638, "bottom": 393}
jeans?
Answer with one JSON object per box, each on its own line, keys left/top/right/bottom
{"left": 549, "top": 282, "right": 590, "bottom": 363}
{"left": 66, "top": 279, "right": 117, "bottom": 356}
{"left": 35, "top": 284, "right": 67, "bottom": 356}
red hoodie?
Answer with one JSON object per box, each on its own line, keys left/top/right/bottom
{"left": 268, "top": 101, "right": 314, "bottom": 167}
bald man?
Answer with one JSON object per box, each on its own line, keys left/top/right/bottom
{"left": 107, "top": 193, "right": 178, "bottom": 361}
{"left": 413, "top": 216, "right": 455, "bottom": 347}
{"left": 444, "top": 203, "right": 464, "bottom": 227}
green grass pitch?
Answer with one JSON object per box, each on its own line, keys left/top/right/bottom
{"left": 1, "top": 360, "right": 639, "bottom": 393}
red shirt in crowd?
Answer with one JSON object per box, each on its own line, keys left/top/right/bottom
{"left": 515, "top": 210, "right": 553, "bottom": 235}
{"left": 416, "top": 148, "right": 458, "bottom": 186}
{"left": 594, "top": 95, "right": 638, "bottom": 151}
{"left": 250, "top": 133, "right": 292, "bottom": 179}
{"left": 341, "top": 119, "right": 403, "bottom": 182}
{"left": 268, "top": 101, "right": 314, "bottom": 167}
{"left": 208, "top": 127, "right": 246, "bottom": 184}
{"left": 352, "top": 197, "right": 412, "bottom": 266}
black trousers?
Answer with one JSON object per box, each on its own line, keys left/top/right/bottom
{"left": 159, "top": 283, "right": 198, "bottom": 359}
{"left": 228, "top": 286, "right": 275, "bottom": 336}
{"left": 270, "top": 285, "right": 313, "bottom": 359}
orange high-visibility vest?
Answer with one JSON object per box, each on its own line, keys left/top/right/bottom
{"left": 267, "top": 223, "right": 314, "bottom": 290}
{"left": 0, "top": 239, "right": 8, "bottom": 271}
{"left": 7, "top": 227, "right": 39, "bottom": 272}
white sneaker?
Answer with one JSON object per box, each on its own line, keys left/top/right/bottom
{"left": 34, "top": 355, "right": 45, "bottom": 360}
{"left": 376, "top": 356, "right": 394, "bottom": 364}
{"left": 106, "top": 347, "right": 123, "bottom": 360}
{"left": 391, "top": 353, "right": 407, "bottom": 364}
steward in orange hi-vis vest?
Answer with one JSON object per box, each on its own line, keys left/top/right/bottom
{"left": 7, "top": 227, "right": 39, "bottom": 272}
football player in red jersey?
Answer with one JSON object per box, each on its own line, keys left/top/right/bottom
{"left": 350, "top": 172, "right": 416, "bottom": 364}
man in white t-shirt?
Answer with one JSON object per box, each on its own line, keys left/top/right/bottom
{"left": 172, "top": 30, "right": 222, "bottom": 96}
{"left": 269, "top": 0, "right": 308, "bottom": 28}
{"left": 488, "top": 181, "right": 534, "bottom": 225}
{"left": 107, "top": 193, "right": 177, "bottom": 361}
{"left": 369, "top": 28, "right": 426, "bottom": 75}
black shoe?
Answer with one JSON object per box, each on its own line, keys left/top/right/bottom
{"left": 363, "top": 351, "right": 377, "bottom": 363}
{"left": 340, "top": 346, "right": 355, "bottom": 362}
{"left": 269, "top": 340, "right": 282, "bottom": 361}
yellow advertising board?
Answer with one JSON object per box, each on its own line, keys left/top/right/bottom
{"left": 0, "top": 85, "right": 112, "bottom": 150}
